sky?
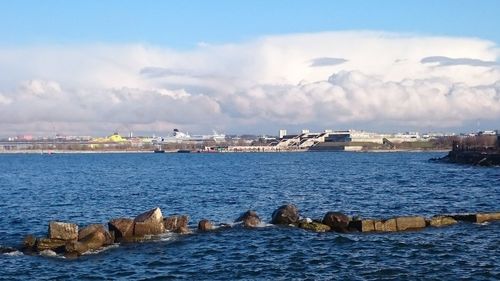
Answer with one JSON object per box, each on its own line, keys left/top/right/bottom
{"left": 1, "top": 0, "right": 500, "bottom": 136}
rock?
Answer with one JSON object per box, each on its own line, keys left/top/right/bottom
{"left": 298, "top": 221, "right": 331, "bottom": 232}
{"left": 108, "top": 218, "right": 134, "bottom": 241}
{"left": 235, "top": 210, "right": 261, "bottom": 228}
{"left": 175, "top": 226, "right": 192, "bottom": 234}
{"left": 428, "top": 216, "right": 457, "bottom": 227}
{"left": 322, "top": 212, "right": 350, "bottom": 232}
{"left": 22, "top": 235, "right": 37, "bottom": 249}
{"left": 78, "top": 224, "right": 113, "bottom": 245}
{"left": 134, "top": 207, "right": 163, "bottom": 224}
{"left": 35, "top": 238, "right": 67, "bottom": 252}
{"left": 198, "top": 219, "right": 213, "bottom": 232}
{"left": 133, "top": 207, "right": 165, "bottom": 236}
{"left": 349, "top": 219, "right": 376, "bottom": 232}
{"left": 163, "top": 215, "right": 189, "bottom": 231}
{"left": 395, "top": 216, "right": 426, "bottom": 231}
{"left": 0, "top": 246, "right": 18, "bottom": 254}
{"left": 374, "top": 218, "right": 397, "bottom": 232}
{"left": 134, "top": 222, "right": 165, "bottom": 237}
{"left": 477, "top": 212, "right": 500, "bottom": 223}
{"left": 65, "top": 224, "right": 113, "bottom": 255}
{"left": 451, "top": 213, "right": 478, "bottom": 222}
{"left": 271, "top": 204, "right": 300, "bottom": 225}
{"left": 48, "top": 221, "right": 78, "bottom": 241}
{"left": 451, "top": 213, "right": 500, "bottom": 223}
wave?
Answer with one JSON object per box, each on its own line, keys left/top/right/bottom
{"left": 81, "top": 244, "right": 119, "bottom": 255}
{"left": 3, "top": 250, "right": 23, "bottom": 257}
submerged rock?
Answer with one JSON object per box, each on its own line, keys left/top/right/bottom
{"left": 133, "top": 207, "right": 165, "bottom": 236}
{"left": 48, "top": 221, "right": 78, "bottom": 241}
{"left": 235, "top": 210, "right": 261, "bottom": 228}
{"left": 322, "top": 212, "right": 350, "bottom": 232}
{"left": 175, "top": 226, "right": 192, "bottom": 234}
{"left": 428, "top": 216, "right": 457, "bottom": 227}
{"left": 163, "top": 215, "right": 189, "bottom": 232}
{"left": 297, "top": 220, "right": 331, "bottom": 232}
{"left": 271, "top": 204, "right": 300, "bottom": 225}
{"left": 198, "top": 219, "right": 213, "bottom": 232}
{"left": 108, "top": 218, "right": 134, "bottom": 241}
{"left": 0, "top": 246, "right": 18, "bottom": 254}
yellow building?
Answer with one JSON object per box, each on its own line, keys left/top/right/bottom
{"left": 93, "top": 132, "right": 126, "bottom": 143}
{"left": 90, "top": 132, "right": 127, "bottom": 149}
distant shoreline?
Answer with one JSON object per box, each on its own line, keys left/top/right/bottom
{"left": 0, "top": 149, "right": 450, "bottom": 154}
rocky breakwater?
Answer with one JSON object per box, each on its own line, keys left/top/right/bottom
{"left": 16, "top": 205, "right": 500, "bottom": 258}
{"left": 267, "top": 205, "right": 500, "bottom": 235}
{"left": 22, "top": 207, "right": 192, "bottom": 257}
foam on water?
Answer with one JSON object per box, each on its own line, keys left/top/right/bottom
{"left": 39, "top": 250, "right": 61, "bottom": 258}
{"left": 3, "top": 250, "right": 23, "bottom": 257}
{"left": 81, "top": 244, "right": 119, "bottom": 255}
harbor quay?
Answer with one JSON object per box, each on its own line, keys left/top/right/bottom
{"left": 1, "top": 128, "right": 498, "bottom": 153}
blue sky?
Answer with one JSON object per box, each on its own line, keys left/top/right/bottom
{"left": 2, "top": 0, "right": 500, "bottom": 48}
{"left": 1, "top": 1, "right": 500, "bottom": 135}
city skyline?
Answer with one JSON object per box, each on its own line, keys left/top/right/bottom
{"left": 1, "top": 1, "right": 500, "bottom": 136}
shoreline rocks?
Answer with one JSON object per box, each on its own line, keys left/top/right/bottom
{"left": 15, "top": 207, "right": 500, "bottom": 259}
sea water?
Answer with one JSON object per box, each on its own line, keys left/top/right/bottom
{"left": 0, "top": 152, "right": 499, "bottom": 280}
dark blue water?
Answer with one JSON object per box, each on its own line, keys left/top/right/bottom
{"left": 0, "top": 152, "right": 499, "bottom": 280}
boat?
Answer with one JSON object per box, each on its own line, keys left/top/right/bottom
{"left": 177, "top": 149, "right": 191, "bottom": 153}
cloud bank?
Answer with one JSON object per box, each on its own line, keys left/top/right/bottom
{"left": 0, "top": 31, "right": 499, "bottom": 136}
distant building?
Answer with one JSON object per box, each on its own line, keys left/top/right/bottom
{"left": 279, "top": 129, "right": 287, "bottom": 139}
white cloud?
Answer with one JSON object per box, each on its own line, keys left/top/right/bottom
{"left": 0, "top": 31, "right": 499, "bottom": 136}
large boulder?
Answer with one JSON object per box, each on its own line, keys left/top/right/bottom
{"left": 78, "top": 224, "right": 113, "bottom": 245}
{"left": 163, "top": 215, "right": 189, "bottom": 232}
{"left": 428, "top": 216, "right": 457, "bottom": 227}
{"left": 235, "top": 210, "right": 261, "bottom": 228}
{"left": 395, "top": 216, "right": 426, "bottom": 231}
{"left": 65, "top": 224, "right": 114, "bottom": 256}
{"left": 322, "top": 212, "right": 350, "bottom": 232}
{"left": 476, "top": 212, "right": 500, "bottom": 223}
{"left": 374, "top": 218, "right": 397, "bottom": 232}
{"left": 48, "top": 221, "right": 78, "bottom": 241}
{"left": 198, "top": 219, "right": 213, "bottom": 232}
{"left": 108, "top": 218, "right": 134, "bottom": 241}
{"left": 133, "top": 207, "right": 165, "bottom": 236}
{"left": 271, "top": 204, "right": 300, "bottom": 225}
{"left": 35, "top": 238, "right": 67, "bottom": 252}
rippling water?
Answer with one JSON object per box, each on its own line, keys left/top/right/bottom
{"left": 0, "top": 152, "right": 499, "bottom": 280}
